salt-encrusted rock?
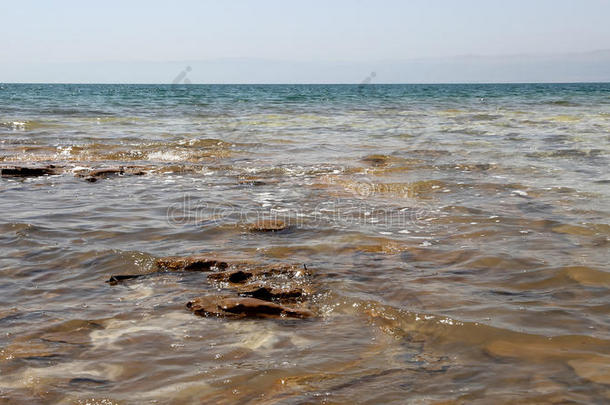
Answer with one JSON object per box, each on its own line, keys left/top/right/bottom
{"left": 156, "top": 255, "right": 229, "bottom": 271}
{"left": 186, "top": 296, "right": 314, "bottom": 319}
{"left": 1, "top": 165, "right": 62, "bottom": 177}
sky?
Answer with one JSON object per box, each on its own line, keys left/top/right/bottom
{"left": 1, "top": 0, "right": 609, "bottom": 83}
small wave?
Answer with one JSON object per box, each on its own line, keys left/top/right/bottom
{"left": 0, "top": 120, "right": 60, "bottom": 131}
{"left": 0, "top": 121, "right": 27, "bottom": 130}
{"left": 147, "top": 150, "right": 189, "bottom": 161}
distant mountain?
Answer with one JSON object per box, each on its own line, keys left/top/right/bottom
{"left": 2, "top": 50, "right": 609, "bottom": 83}
{"left": 379, "top": 50, "right": 610, "bottom": 83}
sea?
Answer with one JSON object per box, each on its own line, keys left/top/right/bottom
{"left": 1, "top": 83, "right": 609, "bottom": 403}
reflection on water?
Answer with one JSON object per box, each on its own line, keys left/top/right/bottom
{"left": 1, "top": 84, "right": 609, "bottom": 403}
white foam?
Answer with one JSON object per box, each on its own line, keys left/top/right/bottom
{"left": 148, "top": 151, "right": 188, "bottom": 161}
{"left": 0, "top": 361, "right": 123, "bottom": 390}
{"left": 136, "top": 380, "right": 212, "bottom": 400}
{"left": 223, "top": 322, "right": 312, "bottom": 351}
{"left": 90, "top": 312, "right": 193, "bottom": 350}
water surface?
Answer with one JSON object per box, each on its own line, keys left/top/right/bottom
{"left": 1, "top": 83, "right": 609, "bottom": 403}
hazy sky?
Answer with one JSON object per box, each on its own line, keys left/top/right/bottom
{"left": 2, "top": 0, "right": 609, "bottom": 82}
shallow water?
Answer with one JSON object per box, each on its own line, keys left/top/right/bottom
{"left": 1, "top": 83, "right": 609, "bottom": 404}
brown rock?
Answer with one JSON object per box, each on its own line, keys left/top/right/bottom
{"left": 248, "top": 220, "right": 289, "bottom": 232}
{"left": 361, "top": 154, "right": 390, "bottom": 166}
{"left": 207, "top": 263, "right": 310, "bottom": 283}
{"left": 156, "top": 255, "right": 229, "bottom": 271}
{"left": 208, "top": 269, "right": 253, "bottom": 283}
{"left": 186, "top": 296, "right": 314, "bottom": 319}
{"left": 236, "top": 283, "right": 312, "bottom": 302}
{"left": 88, "top": 168, "right": 125, "bottom": 177}
{"left": 1, "top": 165, "right": 62, "bottom": 177}
{"left": 77, "top": 166, "right": 147, "bottom": 182}
{"left": 107, "top": 256, "right": 233, "bottom": 285}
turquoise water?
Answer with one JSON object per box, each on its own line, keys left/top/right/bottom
{"left": 1, "top": 83, "right": 609, "bottom": 403}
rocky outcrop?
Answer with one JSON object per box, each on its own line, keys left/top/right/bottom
{"left": 105, "top": 256, "right": 231, "bottom": 285}
{"left": 155, "top": 255, "right": 229, "bottom": 271}
{"left": 207, "top": 263, "right": 310, "bottom": 283}
{"left": 234, "top": 283, "right": 313, "bottom": 302}
{"left": 1, "top": 165, "right": 62, "bottom": 177}
{"left": 186, "top": 296, "right": 314, "bottom": 319}
{"left": 76, "top": 166, "right": 147, "bottom": 182}
{"left": 107, "top": 254, "right": 317, "bottom": 320}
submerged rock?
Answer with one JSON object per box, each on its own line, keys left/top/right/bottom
{"left": 568, "top": 356, "right": 610, "bottom": 385}
{"left": 1, "top": 165, "right": 62, "bottom": 177}
{"left": 361, "top": 154, "right": 391, "bottom": 166}
{"left": 238, "top": 179, "right": 267, "bottom": 186}
{"left": 155, "top": 255, "right": 230, "bottom": 271}
{"left": 247, "top": 220, "right": 289, "bottom": 232}
{"left": 186, "top": 296, "right": 314, "bottom": 319}
{"left": 76, "top": 166, "right": 147, "bottom": 182}
{"left": 105, "top": 274, "right": 144, "bottom": 285}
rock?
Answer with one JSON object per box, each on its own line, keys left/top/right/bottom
{"left": 361, "top": 154, "right": 390, "bottom": 166}
{"left": 104, "top": 254, "right": 318, "bottom": 320}
{"left": 1, "top": 165, "right": 62, "bottom": 177}
{"left": 155, "top": 255, "right": 229, "bottom": 271}
{"left": 235, "top": 283, "right": 312, "bottom": 302}
{"left": 106, "top": 256, "right": 232, "bottom": 285}
{"left": 207, "top": 263, "right": 314, "bottom": 304}
{"left": 485, "top": 340, "right": 551, "bottom": 361}
{"left": 77, "top": 166, "right": 147, "bottom": 182}
{"left": 247, "top": 220, "right": 289, "bottom": 232}
{"left": 207, "top": 263, "right": 310, "bottom": 284}
{"left": 88, "top": 168, "right": 125, "bottom": 177}
{"left": 238, "top": 179, "right": 267, "bottom": 186}
{"left": 186, "top": 296, "right": 314, "bottom": 319}
{"left": 106, "top": 274, "right": 144, "bottom": 285}
{"left": 208, "top": 269, "right": 252, "bottom": 283}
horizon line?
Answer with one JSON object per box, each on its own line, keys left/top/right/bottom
{"left": 2, "top": 81, "right": 610, "bottom": 86}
